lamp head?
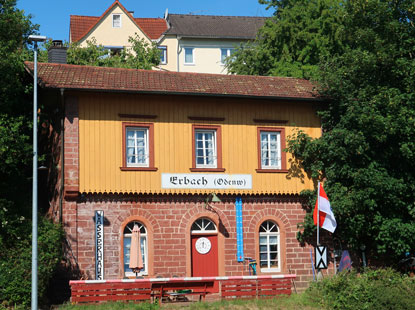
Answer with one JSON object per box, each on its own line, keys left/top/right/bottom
{"left": 28, "top": 35, "right": 47, "bottom": 43}
{"left": 210, "top": 193, "right": 221, "bottom": 203}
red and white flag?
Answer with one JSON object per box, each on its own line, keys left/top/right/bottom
{"left": 313, "top": 183, "right": 337, "bottom": 233}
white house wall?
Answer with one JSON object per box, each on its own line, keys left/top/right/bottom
{"left": 78, "top": 5, "right": 151, "bottom": 49}
{"left": 160, "top": 38, "right": 245, "bottom": 74}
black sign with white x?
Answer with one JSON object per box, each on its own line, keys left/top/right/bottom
{"left": 315, "top": 246, "right": 328, "bottom": 269}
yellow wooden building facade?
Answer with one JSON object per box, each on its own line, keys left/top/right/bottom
{"left": 79, "top": 93, "right": 320, "bottom": 195}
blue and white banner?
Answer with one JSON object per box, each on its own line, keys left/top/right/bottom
{"left": 235, "top": 197, "right": 244, "bottom": 262}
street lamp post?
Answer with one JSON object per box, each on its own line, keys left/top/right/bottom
{"left": 28, "top": 34, "right": 46, "bottom": 310}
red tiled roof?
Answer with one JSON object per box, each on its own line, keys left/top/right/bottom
{"left": 69, "top": 1, "right": 167, "bottom": 42}
{"left": 70, "top": 15, "right": 167, "bottom": 42}
{"left": 70, "top": 15, "right": 99, "bottom": 42}
{"left": 24, "top": 62, "right": 320, "bottom": 101}
{"left": 134, "top": 18, "right": 168, "bottom": 40}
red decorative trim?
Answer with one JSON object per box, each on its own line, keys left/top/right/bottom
{"left": 253, "top": 119, "right": 288, "bottom": 124}
{"left": 119, "top": 114, "right": 157, "bottom": 119}
{"left": 191, "top": 124, "right": 223, "bottom": 171}
{"left": 190, "top": 168, "right": 225, "bottom": 172}
{"left": 120, "top": 167, "right": 158, "bottom": 171}
{"left": 188, "top": 116, "right": 225, "bottom": 122}
{"left": 256, "top": 127, "right": 287, "bottom": 172}
{"left": 121, "top": 122, "right": 156, "bottom": 171}
{"left": 256, "top": 169, "right": 288, "bottom": 173}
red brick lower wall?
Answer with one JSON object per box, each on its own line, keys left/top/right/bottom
{"left": 61, "top": 196, "right": 334, "bottom": 290}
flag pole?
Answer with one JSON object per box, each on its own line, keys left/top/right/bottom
{"left": 317, "top": 181, "right": 320, "bottom": 246}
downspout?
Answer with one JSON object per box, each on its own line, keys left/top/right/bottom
{"left": 59, "top": 88, "right": 65, "bottom": 224}
{"left": 177, "top": 36, "right": 181, "bottom": 72}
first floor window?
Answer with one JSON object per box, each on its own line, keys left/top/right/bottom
{"left": 158, "top": 46, "right": 167, "bottom": 64}
{"left": 126, "top": 127, "right": 149, "bottom": 167}
{"left": 184, "top": 47, "right": 194, "bottom": 64}
{"left": 259, "top": 220, "right": 280, "bottom": 272}
{"left": 104, "top": 46, "right": 123, "bottom": 57}
{"left": 195, "top": 129, "right": 217, "bottom": 168}
{"left": 113, "top": 14, "right": 121, "bottom": 28}
{"left": 220, "top": 48, "right": 235, "bottom": 64}
{"left": 123, "top": 221, "right": 148, "bottom": 276}
{"left": 260, "top": 131, "right": 281, "bottom": 169}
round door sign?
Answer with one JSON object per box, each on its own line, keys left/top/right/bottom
{"left": 195, "top": 237, "right": 211, "bottom": 254}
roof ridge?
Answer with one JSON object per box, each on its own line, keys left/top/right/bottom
{"left": 70, "top": 14, "right": 99, "bottom": 18}
{"left": 134, "top": 17, "right": 165, "bottom": 20}
{"left": 24, "top": 61, "right": 319, "bottom": 100}
{"left": 26, "top": 61, "right": 310, "bottom": 82}
{"left": 168, "top": 13, "right": 270, "bottom": 19}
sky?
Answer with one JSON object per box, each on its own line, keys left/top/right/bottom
{"left": 16, "top": 0, "right": 273, "bottom": 43}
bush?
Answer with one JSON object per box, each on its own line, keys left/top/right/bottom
{"left": 0, "top": 217, "right": 63, "bottom": 308}
{"left": 306, "top": 268, "right": 415, "bottom": 310}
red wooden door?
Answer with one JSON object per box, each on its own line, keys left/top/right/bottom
{"left": 191, "top": 235, "right": 218, "bottom": 277}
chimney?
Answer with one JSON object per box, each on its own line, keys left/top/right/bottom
{"left": 48, "top": 40, "right": 67, "bottom": 64}
{"left": 128, "top": 11, "right": 134, "bottom": 16}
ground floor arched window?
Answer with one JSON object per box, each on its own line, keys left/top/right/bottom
{"left": 123, "top": 221, "right": 148, "bottom": 276}
{"left": 259, "top": 220, "right": 280, "bottom": 272}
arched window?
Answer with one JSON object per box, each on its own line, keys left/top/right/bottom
{"left": 123, "top": 221, "right": 148, "bottom": 276}
{"left": 259, "top": 220, "right": 280, "bottom": 272}
{"left": 191, "top": 218, "right": 217, "bottom": 234}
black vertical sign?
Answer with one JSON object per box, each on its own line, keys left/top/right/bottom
{"left": 95, "top": 210, "right": 104, "bottom": 280}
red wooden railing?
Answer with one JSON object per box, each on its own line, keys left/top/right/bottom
{"left": 221, "top": 278, "right": 292, "bottom": 299}
{"left": 69, "top": 274, "right": 295, "bottom": 304}
{"left": 70, "top": 281, "right": 151, "bottom": 303}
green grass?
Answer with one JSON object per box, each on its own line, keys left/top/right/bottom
{"left": 57, "top": 294, "right": 320, "bottom": 310}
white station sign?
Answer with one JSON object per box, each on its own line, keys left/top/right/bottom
{"left": 162, "top": 173, "right": 252, "bottom": 189}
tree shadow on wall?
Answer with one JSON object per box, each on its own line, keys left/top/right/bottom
{"left": 47, "top": 237, "right": 86, "bottom": 306}
{"left": 205, "top": 203, "right": 230, "bottom": 238}
{"left": 285, "top": 157, "right": 310, "bottom": 183}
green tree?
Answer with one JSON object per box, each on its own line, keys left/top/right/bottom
{"left": 0, "top": 0, "right": 63, "bottom": 307}
{"left": 66, "top": 35, "right": 161, "bottom": 69}
{"left": 0, "top": 0, "right": 36, "bottom": 236}
{"left": 226, "top": 0, "right": 345, "bottom": 79}
{"left": 287, "top": 0, "right": 415, "bottom": 263}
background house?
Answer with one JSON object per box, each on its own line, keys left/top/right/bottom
{"left": 69, "top": 1, "right": 167, "bottom": 55}
{"left": 160, "top": 13, "right": 267, "bottom": 74}
{"left": 69, "top": 0, "right": 267, "bottom": 73}
{"left": 25, "top": 54, "right": 328, "bottom": 291}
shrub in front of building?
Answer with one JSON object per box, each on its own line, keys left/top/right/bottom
{"left": 0, "top": 217, "right": 63, "bottom": 309}
{"left": 306, "top": 268, "right": 415, "bottom": 310}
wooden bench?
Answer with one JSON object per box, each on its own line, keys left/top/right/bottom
{"left": 151, "top": 280, "right": 215, "bottom": 304}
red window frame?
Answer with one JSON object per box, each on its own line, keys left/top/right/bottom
{"left": 120, "top": 122, "right": 157, "bottom": 171}
{"left": 190, "top": 124, "right": 225, "bottom": 172}
{"left": 256, "top": 127, "right": 288, "bottom": 173}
